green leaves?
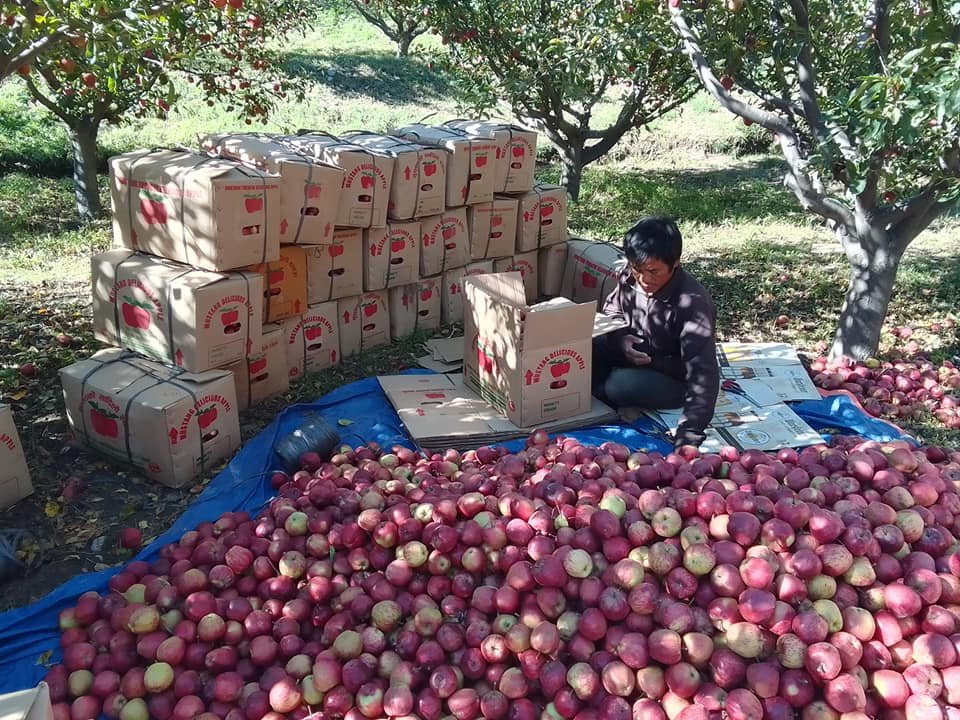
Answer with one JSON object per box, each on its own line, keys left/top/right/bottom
{"left": 683, "top": 0, "right": 960, "bottom": 209}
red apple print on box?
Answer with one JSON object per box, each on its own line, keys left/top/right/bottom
{"left": 491, "top": 215, "right": 503, "bottom": 227}
{"left": 248, "top": 357, "right": 267, "bottom": 376}
{"left": 423, "top": 160, "right": 437, "bottom": 177}
{"left": 175, "top": 348, "right": 184, "bottom": 367}
{"left": 329, "top": 244, "right": 344, "bottom": 258}
{"left": 391, "top": 236, "right": 406, "bottom": 253}
{"left": 363, "top": 302, "right": 378, "bottom": 318}
{"left": 307, "top": 184, "right": 322, "bottom": 199}
{"left": 139, "top": 191, "right": 167, "bottom": 225}
{"left": 581, "top": 271, "right": 598, "bottom": 289}
{"left": 197, "top": 405, "right": 218, "bottom": 429}
{"left": 220, "top": 306, "right": 241, "bottom": 335}
{"left": 88, "top": 401, "right": 119, "bottom": 438}
{"left": 121, "top": 297, "right": 152, "bottom": 329}
{"left": 475, "top": 155, "right": 487, "bottom": 168}
{"left": 425, "top": 392, "right": 445, "bottom": 399}
{"left": 512, "top": 145, "right": 525, "bottom": 158}
{"left": 550, "top": 359, "right": 571, "bottom": 378}
{"left": 244, "top": 194, "right": 264, "bottom": 213}
{"left": 280, "top": 218, "right": 289, "bottom": 236}
{"left": 541, "top": 204, "right": 554, "bottom": 218}
{"left": 475, "top": 336, "right": 495, "bottom": 374}
{"left": 420, "top": 287, "right": 433, "bottom": 302}
{"left": 360, "top": 174, "right": 374, "bottom": 190}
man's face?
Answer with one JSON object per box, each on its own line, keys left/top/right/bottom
{"left": 630, "top": 258, "right": 677, "bottom": 295}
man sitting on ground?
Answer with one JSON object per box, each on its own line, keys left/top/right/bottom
{"left": 593, "top": 216, "right": 720, "bottom": 449}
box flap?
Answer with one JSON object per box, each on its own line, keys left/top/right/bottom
{"left": 464, "top": 272, "right": 527, "bottom": 308}
{"left": 0, "top": 682, "right": 52, "bottom": 720}
{"left": 521, "top": 299, "right": 595, "bottom": 350}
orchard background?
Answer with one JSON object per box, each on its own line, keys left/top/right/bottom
{"left": 0, "top": 0, "right": 958, "bottom": 609}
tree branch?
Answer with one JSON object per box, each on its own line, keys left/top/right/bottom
{"left": 22, "top": 73, "right": 71, "bottom": 124}
{"left": 778, "top": 132, "right": 857, "bottom": 232}
{"left": 349, "top": 1, "right": 396, "bottom": 39}
{"left": 670, "top": 9, "right": 793, "bottom": 136}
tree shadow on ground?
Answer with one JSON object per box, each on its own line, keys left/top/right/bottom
{"left": 684, "top": 238, "right": 960, "bottom": 361}
{"left": 572, "top": 157, "right": 805, "bottom": 237}
{"left": 281, "top": 49, "right": 454, "bottom": 106}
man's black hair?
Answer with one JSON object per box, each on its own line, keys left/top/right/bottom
{"left": 623, "top": 216, "right": 682, "bottom": 268}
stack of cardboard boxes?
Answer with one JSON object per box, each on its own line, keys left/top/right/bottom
{"left": 58, "top": 120, "right": 612, "bottom": 487}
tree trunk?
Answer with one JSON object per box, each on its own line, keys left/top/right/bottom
{"left": 560, "top": 140, "right": 584, "bottom": 201}
{"left": 68, "top": 120, "right": 102, "bottom": 221}
{"left": 396, "top": 33, "right": 413, "bottom": 57}
{"left": 830, "top": 225, "right": 907, "bottom": 361}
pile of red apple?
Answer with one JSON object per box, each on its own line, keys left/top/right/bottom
{"left": 45, "top": 433, "right": 960, "bottom": 720}
{"left": 809, "top": 353, "right": 960, "bottom": 429}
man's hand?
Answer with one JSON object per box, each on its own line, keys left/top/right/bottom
{"left": 619, "top": 333, "right": 652, "bottom": 366}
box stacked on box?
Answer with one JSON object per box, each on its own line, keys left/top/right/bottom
{"left": 65, "top": 117, "right": 642, "bottom": 477}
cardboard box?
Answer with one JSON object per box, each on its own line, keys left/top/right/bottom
{"left": 92, "top": 249, "right": 264, "bottom": 372}
{"left": 60, "top": 349, "right": 241, "bottom": 488}
{"left": 380, "top": 374, "right": 616, "bottom": 454}
{"left": 467, "top": 198, "right": 519, "bottom": 260}
{"left": 0, "top": 682, "right": 53, "bottom": 720}
{"left": 284, "top": 301, "right": 341, "bottom": 381}
{"left": 539, "top": 242, "right": 569, "bottom": 298}
{"left": 279, "top": 133, "right": 394, "bottom": 228}
{"left": 443, "top": 120, "right": 537, "bottom": 193}
{"left": 560, "top": 239, "right": 627, "bottom": 309}
{"left": 493, "top": 251, "right": 539, "bottom": 304}
{"left": 199, "top": 133, "right": 343, "bottom": 245}
{"left": 393, "top": 124, "right": 497, "bottom": 206}
{"left": 109, "top": 149, "right": 281, "bottom": 272}
{"left": 363, "top": 222, "right": 420, "bottom": 291}
{"left": 227, "top": 323, "right": 289, "bottom": 410}
{"left": 303, "top": 228, "right": 364, "bottom": 304}
{"left": 463, "top": 273, "right": 596, "bottom": 428}
{"left": 514, "top": 183, "right": 569, "bottom": 252}
{"left": 0, "top": 404, "right": 33, "bottom": 510}
{"left": 340, "top": 132, "right": 448, "bottom": 219}
{"left": 419, "top": 208, "right": 470, "bottom": 276}
{"left": 247, "top": 245, "right": 308, "bottom": 323}
{"left": 388, "top": 277, "right": 442, "bottom": 340}
{"left": 440, "top": 260, "right": 494, "bottom": 325}
{"left": 338, "top": 292, "right": 390, "bottom": 358}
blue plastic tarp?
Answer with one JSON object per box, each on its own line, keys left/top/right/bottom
{"left": 0, "top": 375, "right": 909, "bottom": 694}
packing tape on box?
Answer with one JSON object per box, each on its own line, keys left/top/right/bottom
{"left": 402, "top": 125, "right": 479, "bottom": 205}
{"left": 341, "top": 131, "right": 449, "bottom": 222}
{"left": 111, "top": 257, "right": 254, "bottom": 371}
{"left": 75, "top": 352, "right": 210, "bottom": 471}
{"left": 208, "top": 133, "right": 317, "bottom": 245}
{"left": 125, "top": 150, "right": 273, "bottom": 267}
{"left": 292, "top": 130, "right": 385, "bottom": 227}
{"left": 443, "top": 118, "right": 526, "bottom": 191}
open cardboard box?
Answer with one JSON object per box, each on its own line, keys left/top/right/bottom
{"left": 463, "top": 272, "right": 599, "bottom": 428}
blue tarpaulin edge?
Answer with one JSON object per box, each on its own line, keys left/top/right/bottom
{"left": 0, "top": 373, "right": 908, "bottom": 693}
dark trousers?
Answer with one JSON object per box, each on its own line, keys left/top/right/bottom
{"left": 592, "top": 335, "right": 685, "bottom": 410}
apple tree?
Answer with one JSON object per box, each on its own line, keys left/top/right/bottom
{"left": 350, "top": 0, "right": 430, "bottom": 56}
{"left": 425, "top": 0, "right": 695, "bottom": 199}
{"left": 16, "top": 0, "right": 314, "bottom": 220}
{"left": 669, "top": 0, "right": 960, "bottom": 359}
